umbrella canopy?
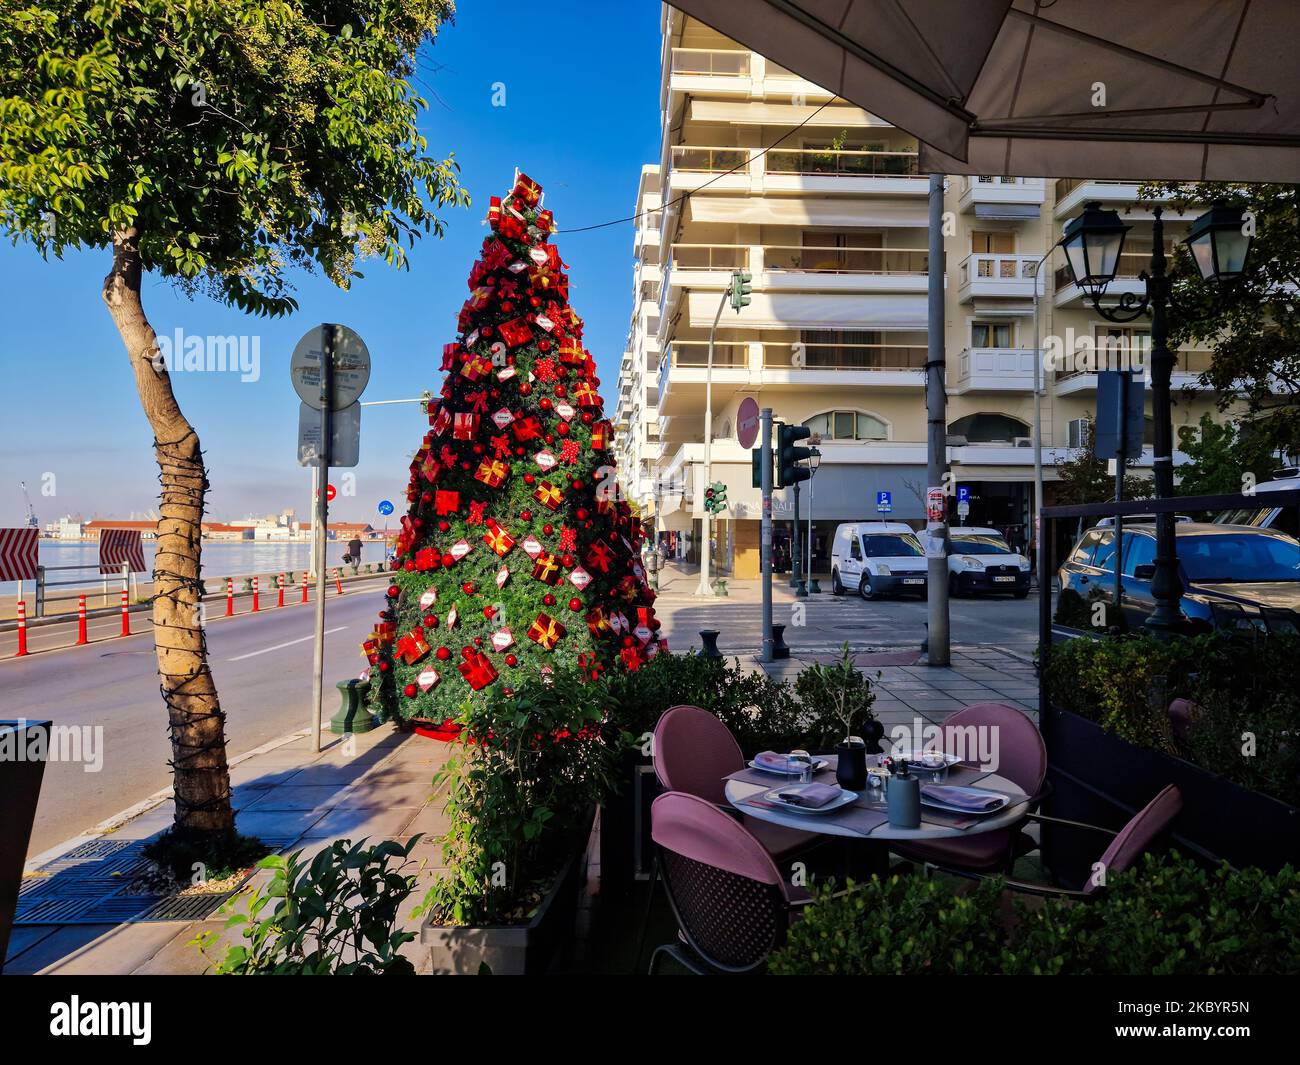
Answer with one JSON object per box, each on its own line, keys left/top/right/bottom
{"left": 668, "top": 0, "right": 1300, "bottom": 182}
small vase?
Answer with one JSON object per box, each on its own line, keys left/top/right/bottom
{"left": 835, "top": 738, "right": 868, "bottom": 790}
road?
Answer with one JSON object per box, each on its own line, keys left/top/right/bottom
{"left": 655, "top": 579, "right": 1047, "bottom": 658}
{"left": 5, "top": 578, "right": 389, "bottom": 856}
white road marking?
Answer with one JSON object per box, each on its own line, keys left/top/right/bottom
{"left": 229, "top": 627, "right": 348, "bottom": 661}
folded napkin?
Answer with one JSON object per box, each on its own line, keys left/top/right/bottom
{"left": 775, "top": 783, "right": 841, "bottom": 808}
{"left": 754, "top": 750, "right": 805, "bottom": 771}
{"left": 921, "top": 785, "right": 1004, "bottom": 811}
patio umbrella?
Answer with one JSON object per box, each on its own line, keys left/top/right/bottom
{"left": 667, "top": 0, "right": 1300, "bottom": 181}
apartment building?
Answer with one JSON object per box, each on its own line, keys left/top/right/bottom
{"left": 614, "top": 8, "right": 1237, "bottom": 579}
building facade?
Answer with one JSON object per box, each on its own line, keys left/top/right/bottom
{"left": 614, "top": 8, "right": 1246, "bottom": 579}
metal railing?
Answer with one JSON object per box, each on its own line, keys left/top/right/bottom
{"left": 766, "top": 244, "right": 928, "bottom": 274}
{"left": 761, "top": 342, "right": 927, "bottom": 371}
{"left": 1056, "top": 349, "right": 1215, "bottom": 381}
{"left": 669, "top": 145, "right": 750, "bottom": 173}
{"left": 765, "top": 147, "right": 920, "bottom": 176}
{"left": 669, "top": 341, "right": 749, "bottom": 367}
{"left": 960, "top": 252, "right": 1041, "bottom": 285}
{"left": 669, "top": 244, "right": 750, "bottom": 270}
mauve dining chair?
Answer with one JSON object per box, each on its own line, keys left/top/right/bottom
{"left": 646, "top": 791, "right": 812, "bottom": 974}
{"left": 891, "top": 702, "right": 1048, "bottom": 874}
{"left": 651, "top": 704, "right": 816, "bottom": 860}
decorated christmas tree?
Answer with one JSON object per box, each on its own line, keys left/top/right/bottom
{"left": 364, "top": 171, "right": 666, "bottom": 727}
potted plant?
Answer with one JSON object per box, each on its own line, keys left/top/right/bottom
{"left": 1041, "top": 631, "right": 1300, "bottom": 883}
{"left": 418, "top": 671, "right": 611, "bottom": 974}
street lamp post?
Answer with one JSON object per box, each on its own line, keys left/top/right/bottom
{"left": 1060, "top": 200, "right": 1253, "bottom": 635}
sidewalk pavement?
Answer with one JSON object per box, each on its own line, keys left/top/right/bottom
{"left": 8, "top": 725, "right": 450, "bottom": 975}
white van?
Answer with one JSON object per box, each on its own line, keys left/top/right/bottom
{"left": 830, "top": 521, "right": 928, "bottom": 600}
{"left": 1214, "top": 469, "right": 1299, "bottom": 538}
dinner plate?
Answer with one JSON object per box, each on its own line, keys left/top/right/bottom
{"left": 918, "top": 786, "right": 1009, "bottom": 816}
{"left": 892, "top": 749, "right": 964, "bottom": 771}
{"left": 747, "top": 758, "right": 830, "bottom": 776}
{"left": 760, "top": 785, "right": 858, "bottom": 815}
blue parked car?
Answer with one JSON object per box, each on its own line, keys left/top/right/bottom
{"left": 1058, "top": 522, "right": 1300, "bottom": 630}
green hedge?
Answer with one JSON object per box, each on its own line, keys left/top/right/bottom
{"left": 770, "top": 852, "right": 1300, "bottom": 975}
{"left": 1044, "top": 631, "right": 1300, "bottom": 806}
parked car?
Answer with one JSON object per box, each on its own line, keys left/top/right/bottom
{"left": 1213, "top": 468, "right": 1300, "bottom": 538}
{"left": 830, "top": 521, "right": 927, "bottom": 600}
{"left": 947, "top": 527, "right": 1031, "bottom": 598}
{"left": 1058, "top": 521, "right": 1300, "bottom": 630}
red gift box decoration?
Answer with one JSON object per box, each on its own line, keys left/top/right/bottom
{"left": 458, "top": 649, "right": 498, "bottom": 691}
{"left": 498, "top": 318, "right": 534, "bottom": 348}
{"left": 487, "top": 195, "right": 502, "bottom": 229}
{"left": 474, "top": 459, "right": 509, "bottom": 489}
{"left": 528, "top": 612, "right": 566, "bottom": 651}
{"left": 441, "top": 343, "right": 460, "bottom": 371}
{"left": 434, "top": 489, "right": 460, "bottom": 516}
{"left": 512, "top": 415, "right": 543, "bottom": 442}
{"left": 590, "top": 420, "right": 613, "bottom": 450}
{"left": 415, "top": 547, "right": 439, "bottom": 571}
{"left": 557, "top": 337, "right": 585, "bottom": 365}
{"left": 460, "top": 355, "right": 492, "bottom": 383}
{"left": 585, "top": 539, "right": 613, "bottom": 573}
{"left": 572, "top": 381, "right": 601, "bottom": 408}
{"left": 453, "top": 412, "right": 480, "bottom": 440}
{"left": 430, "top": 406, "right": 452, "bottom": 437}
{"left": 395, "top": 629, "right": 431, "bottom": 666}
{"left": 533, "top": 480, "right": 563, "bottom": 510}
{"left": 513, "top": 172, "right": 543, "bottom": 207}
{"left": 535, "top": 209, "right": 553, "bottom": 234}
{"left": 531, "top": 552, "right": 561, "bottom": 584}
{"left": 483, "top": 519, "right": 516, "bottom": 557}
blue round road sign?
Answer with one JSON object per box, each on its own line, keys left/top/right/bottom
{"left": 377, "top": 500, "right": 394, "bottom": 516}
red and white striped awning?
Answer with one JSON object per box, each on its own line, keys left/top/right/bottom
{"left": 668, "top": 0, "right": 1300, "bottom": 182}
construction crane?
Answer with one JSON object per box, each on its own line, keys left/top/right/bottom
{"left": 19, "top": 481, "right": 38, "bottom": 529}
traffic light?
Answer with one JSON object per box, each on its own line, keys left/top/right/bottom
{"left": 729, "top": 270, "right": 752, "bottom": 312}
{"left": 778, "top": 423, "right": 813, "bottom": 487}
{"left": 751, "top": 446, "right": 762, "bottom": 489}
{"left": 703, "top": 481, "right": 728, "bottom": 514}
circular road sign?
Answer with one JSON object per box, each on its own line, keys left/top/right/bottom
{"left": 291, "top": 324, "right": 371, "bottom": 411}
{"left": 326, "top": 484, "right": 337, "bottom": 502}
{"left": 736, "top": 397, "right": 761, "bottom": 450}
{"left": 377, "top": 500, "right": 394, "bottom": 516}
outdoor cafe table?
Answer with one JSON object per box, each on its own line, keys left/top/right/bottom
{"left": 723, "top": 757, "right": 1031, "bottom": 841}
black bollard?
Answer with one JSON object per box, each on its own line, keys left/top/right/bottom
{"left": 699, "top": 629, "right": 723, "bottom": 659}
{"left": 771, "top": 623, "right": 790, "bottom": 660}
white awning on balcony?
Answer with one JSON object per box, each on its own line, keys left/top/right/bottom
{"left": 969, "top": 299, "right": 1035, "bottom": 318}
{"left": 972, "top": 203, "right": 1039, "bottom": 220}
{"left": 669, "top": 0, "right": 1300, "bottom": 182}
{"left": 685, "top": 195, "right": 926, "bottom": 228}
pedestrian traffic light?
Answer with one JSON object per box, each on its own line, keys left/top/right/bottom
{"left": 703, "top": 481, "right": 728, "bottom": 514}
{"left": 729, "top": 270, "right": 752, "bottom": 312}
{"left": 778, "top": 423, "right": 813, "bottom": 486}
{"left": 751, "top": 446, "right": 762, "bottom": 489}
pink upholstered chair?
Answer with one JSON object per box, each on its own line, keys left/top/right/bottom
{"left": 891, "top": 702, "right": 1048, "bottom": 873}
{"left": 651, "top": 704, "right": 817, "bottom": 860}
{"left": 647, "top": 792, "right": 811, "bottom": 974}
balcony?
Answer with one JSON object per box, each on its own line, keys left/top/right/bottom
{"left": 957, "top": 176, "right": 1047, "bottom": 215}
{"left": 759, "top": 341, "right": 925, "bottom": 390}
{"left": 1054, "top": 177, "right": 1156, "bottom": 218}
{"left": 953, "top": 348, "right": 1042, "bottom": 394}
{"left": 957, "top": 253, "right": 1042, "bottom": 302}
{"left": 666, "top": 145, "right": 925, "bottom": 197}
{"left": 656, "top": 341, "right": 751, "bottom": 416}
{"left": 1053, "top": 251, "right": 1154, "bottom": 306}
{"left": 1054, "top": 349, "right": 1214, "bottom": 395}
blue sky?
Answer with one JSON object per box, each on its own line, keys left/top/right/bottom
{"left": 0, "top": 2, "right": 663, "bottom": 527}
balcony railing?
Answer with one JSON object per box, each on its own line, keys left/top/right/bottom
{"left": 670, "top": 48, "right": 751, "bottom": 77}
{"left": 761, "top": 342, "right": 926, "bottom": 371}
{"left": 764, "top": 245, "right": 928, "bottom": 274}
{"left": 1054, "top": 249, "right": 1173, "bottom": 290}
{"left": 766, "top": 147, "right": 919, "bottom": 176}
{"left": 1056, "top": 349, "right": 1214, "bottom": 381}
{"left": 670, "top": 244, "right": 750, "bottom": 270}
{"left": 670, "top": 145, "right": 750, "bottom": 173}
{"left": 670, "top": 341, "right": 748, "bottom": 368}
{"left": 1055, "top": 177, "right": 1141, "bottom": 200}
{"left": 960, "top": 252, "right": 1039, "bottom": 285}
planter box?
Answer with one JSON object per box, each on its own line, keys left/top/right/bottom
{"left": 1, "top": 720, "right": 51, "bottom": 974}
{"left": 1044, "top": 705, "right": 1300, "bottom": 886}
{"left": 598, "top": 754, "right": 660, "bottom": 896}
{"left": 420, "top": 810, "right": 593, "bottom": 975}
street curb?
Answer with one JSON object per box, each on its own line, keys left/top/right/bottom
{"left": 24, "top": 726, "right": 314, "bottom": 871}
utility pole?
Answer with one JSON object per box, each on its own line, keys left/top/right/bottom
{"left": 924, "top": 173, "right": 950, "bottom": 665}
{"left": 696, "top": 288, "right": 729, "bottom": 597}
{"left": 760, "top": 407, "right": 774, "bottom": 663}
{"left": 309, "top": 324, "right": 335, "bottom": 751}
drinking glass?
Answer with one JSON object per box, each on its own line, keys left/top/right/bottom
{"left": 788, "top": 749, "right": 813, "bottom": 783}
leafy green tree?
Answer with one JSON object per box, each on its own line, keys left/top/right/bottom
{"left": 1175, "top": 412, "right": 1278, "bottom": 497}
{"left": 0, "top": 1, "right": 467, "bottom": 852}
{"left": 1138, "top": 181, "right": 1300, "bottom": 458}
{"left": 1052, "top": 418, "right": 1153, "bottom": 506}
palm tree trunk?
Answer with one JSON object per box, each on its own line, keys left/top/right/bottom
{"left": 102, "top": 226, "right": 235, "bottom": 837}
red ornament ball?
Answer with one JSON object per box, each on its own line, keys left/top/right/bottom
{"left": 378, "top": 661, "right": 390, "bottom": 672}
{"left": 556, "top": 422, "right": 570, "bottom": 436}
{"left": 554, "top": 385, "right": 566, "bottom": 398}
{"left": 482, "top": 605, "right": 495, "bottom": 619}
{"left": 521, "top": 509, "right": 533, "bottom": 521}
{"left": 581, "top": 412, "right": 594, "bottom": 425}
{"left": 542, "top": 523, "right": 554, "bottom": 535}
{"left": 523, "top": 472, "right": 535, "bottom": 485}
{"left": 542, "top": 593, "right": 556, "bottom": 607}
{"left": 421, "top": 491, "right": 433, "bottom": 504}
{"left": 423, "top": 613, "right": 437, "bottom": 627}
{"left": 568, "top": 597, "right": 582, "bottom": 611}
{"left": 538, "top": 339, "right": 551, "bottom": 352}
{"left": 386, "top": 584, "right": 401, "bottom": 598}
{"left": 544, "top": 433, "right": 555, "bottom": 444}
{"left": 505, "top": 653, "right": 518, "bottom": 667}
{"left": 439, "top": 520, "right": 450, "bottom": 532}
{"left": 474, "top": 636, "right": 484, "bottom": 647}
{"left": 404, "top": 559, "right": 416, "bottom": 572}
{"left": 441, "top": 553, "right": 455, "bottom": 568}
{"left": 435, "top": 647, "right": 451, "bottom": 662}
{"left": 571, "top": 479, "right": 584, "bottom": 491}
{"left": 462, "top": 581, "right": 476, "bottom": 596}
{"left": 519, "top": 383, "right": 532, "bottom": 396}
{"left": 539, "top": 398, "right": 552, "bottom": 412}
{"left": 576, "top": 508, "right": 589, "bottom": 521}
{"left": 561, "top": 554, "right": 574, "bottom": 567}
{"left": 404, "top": 683, "right": 417, "bottom": 698}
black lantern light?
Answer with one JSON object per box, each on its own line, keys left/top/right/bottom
{"left": 1183, "top": 202, "right": 1253, "bottom": 283}
{"left": 1061, "top": 200, "right": 1131, "bottom": 297}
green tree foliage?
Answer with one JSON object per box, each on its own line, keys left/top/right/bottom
{"left": 1138, "top": 181, "right": 1300, "bottom": 458}
{"left": 1052, "top": 417, "right": 1153, "bottom": 506}
{"left": 1176, "top": 412, "right": 1280, "bottom": 497}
